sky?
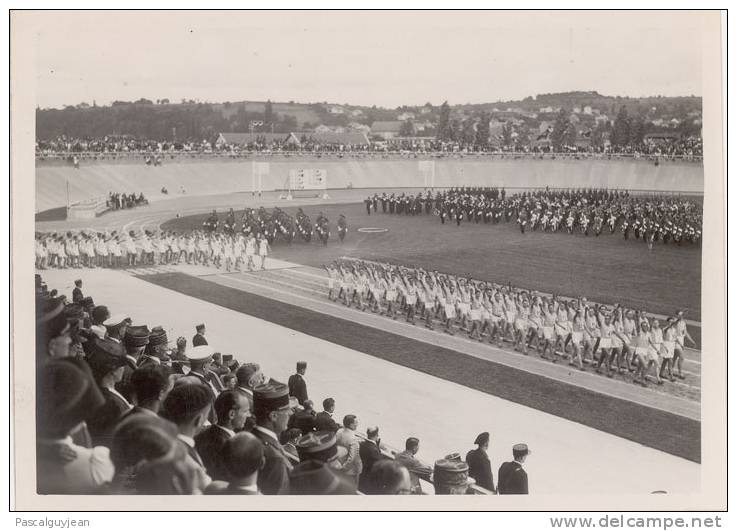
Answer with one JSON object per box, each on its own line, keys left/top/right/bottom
{"left": 28, "top": 11, "right": 707, "bottom": 109}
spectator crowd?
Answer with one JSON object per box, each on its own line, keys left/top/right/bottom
{"left": 35, "top": 274, "right": 533, "bottom": 495}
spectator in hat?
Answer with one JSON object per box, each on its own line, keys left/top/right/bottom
{"left": 288, "top": 361, "right": 308, "bottom": 405}
{"left": 36, "top": 296, "right": 73, "bottom": 361}
{"left": 288, "top": 399, "right": 317, "bottom": 434}
{"left": 36, "top": 361, "right": 113, "bottom": 494}
{"left": 89, "top": 305, "right": 110, "bottom": 340}
{"left": 117, "top": 324, "right": 150, "bottom": 401}
{"left": 187, "top": 345, "right": 222, "bottom": 396}
{"left": 289, "top": 460, "right": 357, "bottom": 495}
{"left": 251, "top": 382, "right": 295, "bottom": 495}
{"left": 192, "top": 323, "right": 208, "bottom": 346}
{"left": 295, "top": 431, "right": 345, "bottom": 468}
{"left": 209, "top": 352, "right": 231, "bottom": 377}
{"left": 364, "top": 460, "right": 412, "bottom": 495}
{"left": 138, "top": 326, "right": 169, "bottom": 368}
{"left": 104, "top": 314, "right": 129, "bottom": 344}
{"left": 108, "top": 413, "right": 181, "bottom": 494}
{"left": 434, "top": 454, "right": 474, "bottom": 495}
{"left": 498, "top": 444, "right": 530, "bottom": 495}
{"left": 359, "top": 426, "right": 386, "bottom": 492}
{"left": 195, "top": 390, "right": 250, "bottom": 481}
{"left": 206, "top": 432, "right": 265, "bottom": 495}
{"left": 72, "top": 279, "right": 84, "bottom": 304}
{"left": 465, "top": 431, "right": 495, "bottom": 493}
{"left": 395, "top": 437, "right": 433, "bottom": 494}
{"left": 118, "top": 364, "right": 171, "bottom": 424}
{"left": 281, "top": 428, "right": 303, "bottom": 461}
{"left": 86, "top": 339, "right": 133, "bottom": 447}
{"left": 335, "top": 414, "right": 363, "bottom": 488}
{"left": 314, "top": 397, "right": 340, "bottom": 432}
{"left": 160, "top": 382, "right": 214, "bottom": 491}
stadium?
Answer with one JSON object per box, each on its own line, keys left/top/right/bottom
{"left": 34, "top": 147, "right": 703, "bottom": 498}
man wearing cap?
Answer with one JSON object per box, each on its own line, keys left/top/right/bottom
{"left": 37, "top": 361, "right": 114, "bottom": 494}
{"left": 192, "top": 324, "right": 208, "bottom": 347}
{"left": 85, "top": 339, "right": 133, "bottom": 447}
{"left": 251, "top": 382, "right": 295, "bottom": 495}
{"left": 295, "top": 430, "right": 345, "bottom": 468}
{"left": 116, "top": 324, "right": 151, "bottom": 400}
{"left": 395, "top": 437, "right": 433, "bottom": 494}
{"left": 195, "top": 390, "right": 250, "bottom": 481}
{"left": 288, "top": 361, "right": 309, "bottom": 405}
{"left": 187, "top": 345, "right": 223, "bottom": 397}
{"left": 465, "top": 432, "right": 495, "bottom": 492}
{"left": 497, "top": 443, "right": 530, "bottom": 495}
{"left": 138, "top": 326, "right": 169, "bottom": 369}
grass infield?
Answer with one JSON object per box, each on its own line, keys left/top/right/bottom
{"left": 162, "top": 202, "right": 702, "bottom": 321}
{"left": 141, "top": 271, "right": 700, "bottom": 463}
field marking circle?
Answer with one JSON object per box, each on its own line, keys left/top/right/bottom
{"left": 357, "top": 227, "right": 389, "bottom": 233}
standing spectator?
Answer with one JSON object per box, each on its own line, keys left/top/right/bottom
{"left": 288, "top": 361, "right": 308, "bottom": 405}
{"left": 395, "top": 437, "right": 433, "bottom": 494}
{"left": 358, "top": 425, "right": 386, "bottom": 492}
{"left": 195, "top": 390, "right": 250, "bottom": 481}
{"left": 72, "top": 279, "right": 84, "bottom": 304}
{"left": 251, "top": 382, "right": 294, "bottom": 495}
{"left": 465, "top": 431, "right": 495, "bottom": 492}
{"left": 314, "top": 397, "right": 340, "bottom": 432}
{"left": 335, "top": 415, "right": 363, "bottom": 488}
{"left": 498, "top": 443, "right": 531, "bottom": 495}
{"left": 364, "top": 460, "right": 412, "bottom": 495}
{"left": 37, "top": 361, "right": 113, "bottom": 494}
{"left": 207, "top": 432, "right": 265, "bottom": 495}
{"left": 160, "top": 382, "right": 214, "bottom": 492}
{"left": 289, "top": 399, "right": 317, "bottom": 434}
{"left": 192, "top": 323, "right": 208, "bottom": 346}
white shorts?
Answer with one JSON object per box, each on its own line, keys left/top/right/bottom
{"left": 444, "top": 304, "right": 456, "bottom": 319}
{"left": 571, "top": 331, "right": 584, "bottom": 345}
{"left": 506, "top": 311, "right": 516, "bottom": 323}
{"left": 470, "top": 309, "right": 481, "bottom": 321}
{"left": 458, "top": 303, "right": 470, "bottom": 315}
{"left": 661, "top": 341, "right": 675, "bottom": 359}
{"left": 386, "top": 290, "right": 397, "bottom": 302}
{"left": 542, "top": 326, "right": 555, "bottom": 340}
{"left": 406, "top": 295, "right": 417, "bottom": 305}
{"left": 514, "top": 318, "right": 528, "bottom": 332}
{"left": 598, "top": 338, "right": 612, "bottom": 350}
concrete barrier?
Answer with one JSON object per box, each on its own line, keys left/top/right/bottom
{"left": 36, "top": 157, "right": 704, "bottom": 213}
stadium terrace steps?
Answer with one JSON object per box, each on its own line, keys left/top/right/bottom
{"left": 36, "top": 157, "right": 704, "bottom": 212}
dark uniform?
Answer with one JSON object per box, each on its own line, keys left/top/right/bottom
{"left": 287, "top": 370, "right": 308, "bottom": 405}
{"left": 252, "top": 384, "right": 294, "bottom": 495}
{"left": 498, "top": 460, "right": 528, "bottom": 494}
{"left": 465, "top": 448, "right": 495, "bottom": 492}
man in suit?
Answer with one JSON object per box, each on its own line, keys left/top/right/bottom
{"left": 251, "top": 382, "right": 295, "bottom": 495}
{"left": 85, "top": 339, "right": 133, "bottom": 448}
{"left": 395, "top": 437, "right": 433, "bottom": 494}
{"left": 192, "top": 323, "right": 208, "bottom": 346}
{"left": 465, "top": 431, "right": 495, "bottom": 493}
{"left": 195, "top": 390, "right": 250, "bottom": 481}
{"left": 287, "top": 361, "right": 308, "bottom": 405}
{"left": 72, "top": 279, "right": 84, "bottom": 304}
{"left": 358, "top": 425, "right": 386, "bottom": 493}
{"left": 118, "top": 364, "right": 170, "bottom": 425}
{"left": 206, "top": 432, "right": 265, "bottom": 495}
{"left": 335, "top": 415, "right": 362, "bottom": 489}
{"left": 160, "top": 382, "right": 214, "bottom": 492}
{"left": 314, "top": 397, "right": 340, "bottom": 432}
{"left": 288, "top": 399, "right": 317, "bottom": 434}
{"left": 497, "top": 443, "right": 530, "bottom": 495}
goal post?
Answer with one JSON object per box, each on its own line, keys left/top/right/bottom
{"left": 418, "top": 160, "right": 435, "bottom": 189}
{"left": 251, "top": 161, "right": 269, "bottom": 195}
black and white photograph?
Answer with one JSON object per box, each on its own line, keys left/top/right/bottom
{"left": 10, "top": 9, "right": 727, "bottom": 512}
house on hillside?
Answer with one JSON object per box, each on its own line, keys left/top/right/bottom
{"left": 573, "top": 106, "right": 582, "bottom": 114}
{"left": 583, "top": 106, "right": 593, "bottom": 115}
{"left": 397, "top": 112, "right": 416, "bottom": 121}
{"left": 348, "top": 122, "right": 371, "bottom": 133}
{"left": 215, "top": 132, "right": 299, "bottom": 147}
{"left": 349, "top": 109, "right": 364, "bottom": 118}
{"left": 328, "top": 106, "right": 345, "bottom": 114}
{"left": 371, "top": 120, "right": 404, "bottom": 139}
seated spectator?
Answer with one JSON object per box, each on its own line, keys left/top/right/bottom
{"left": 160, "top": 382, "right": 215, "bottom": 491}
{"left": 359, "top": 425, "right": 386, "bottom": 492}
{"left": 36, "top": 361, "right": 113, "bottom": 494}
{"left": 108, "top": 413, "right": 180, "bottom": 494}
{"left": 195, "top": 390, "right": 250, "bottom": 481}
{"left": 289, "top": 460, "right": 357, "bottom": 495}
{"left": 222, "top": 373, "right": 237, "bottom": 390}
{"left": 89, "top": 305, "right": 110, "bottom": 340}
{"left": 281, "top": 428, "right": 303, "bottom": 461}
{"left": 206, "top": 432, "right": 265, "bottom": 495}
{"left": 395, "top": 437, "right": 433, "bottom": 494}
{"left": 335, "top": 414, "right": 363, "bottom": 488}
{"left": 295, "top": 431, "right": 346, "bottom": 469}
{"left": 85, "top": 338, "right": 133, "bottom": 447}
{"left": 364, "top": 460, "right": 412, "bottom": 495}
{"left": 288, "top": 399, "right": 317, "bottom": 434}
{"left": 119, "top": 364, "right": 172, "bottom": 423}
{"left": 314, "top": 397, "right": 340, "bottom": 432}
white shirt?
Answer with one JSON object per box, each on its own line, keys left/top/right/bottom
{"left": 37, "top": 436, "right": 115, "bottom": 494}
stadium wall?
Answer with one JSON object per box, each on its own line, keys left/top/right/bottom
{"left": 35, "top": 158, "right": 704, "bottom": 212}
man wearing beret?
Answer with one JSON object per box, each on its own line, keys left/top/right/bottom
{"left": 465, "top": 432, "right": 495, "bottom": 493}
{"left": 287, "top": 361, "right": 308, "bottom": 406}
{"left": 251, "top": 382, "right": 295, "bottom": 495}
{"left": 497, "top": 443, "right": 530, "bottom": 495}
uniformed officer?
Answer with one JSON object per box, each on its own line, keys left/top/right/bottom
{"left": 497, "top": 443, "right": 530, "bottom": 494}
{"left": 287, "top": 361, "right": 308, "bottom": 405}
{"left": 251, "top": 382, "right": 295, "bottom": 494}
